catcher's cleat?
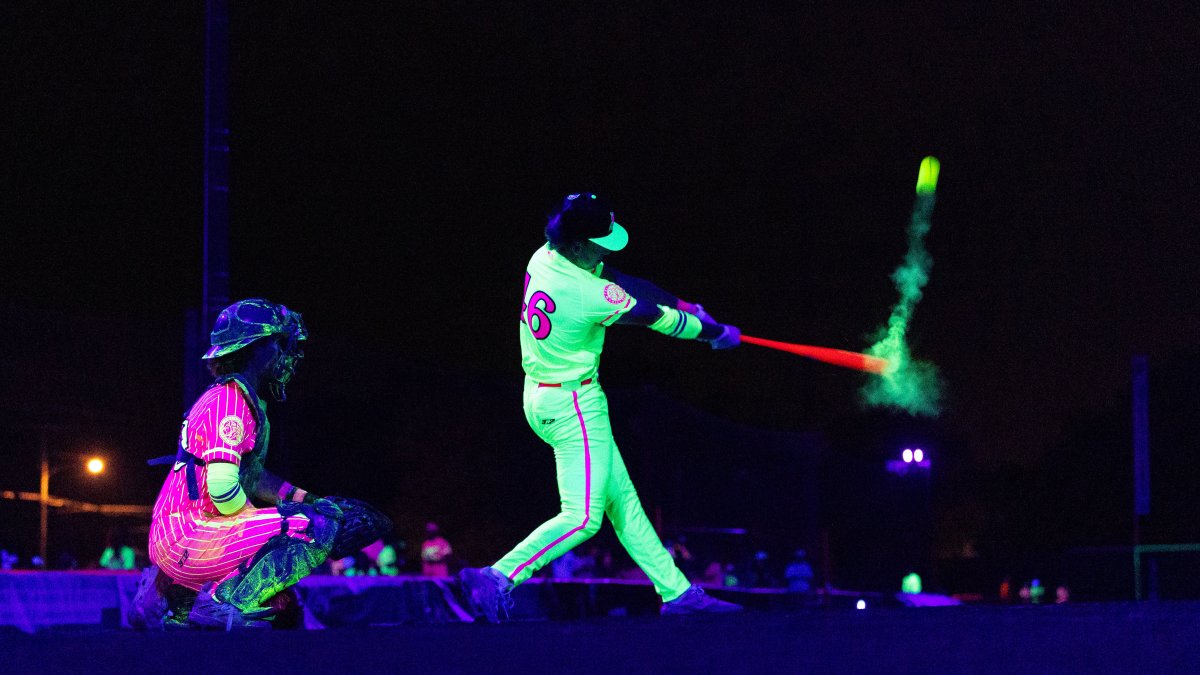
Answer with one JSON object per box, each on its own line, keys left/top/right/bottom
{"left": 188, "top": 582, "right": 273, "bottom": 630}
{"left": 660, "top": 585, "right": 743, "bottom": 616}
{"left": 128, "top": 566, "right": 169, "bottom": 630}
{"left": 459, "top": 567, "right": 513, "bottom": 623}
{"left": 128, "top": 565, "right": 197, "bottom": 630}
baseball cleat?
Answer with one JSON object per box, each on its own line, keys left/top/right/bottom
{"left": 188, "top": 582, "right": 273, "bottom": 630}
{"left": 458, "top": 567, "right": 513, "bottom": 623}
{"left": 660, "top": 585, "right": 743, "bottom": 616}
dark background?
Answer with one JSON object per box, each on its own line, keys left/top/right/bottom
{"left": 2, "top": 2, "right": 1198, "bottom": 594}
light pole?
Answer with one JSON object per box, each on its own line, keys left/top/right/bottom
{"left": 39, "top": 433, "right": 48, "bottom": 568}
{"left": 37, "top": 431, "right": 105, "bottom": 568}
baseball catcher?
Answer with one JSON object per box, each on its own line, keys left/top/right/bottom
{"left": 131, "top": 298, "right": 391, "bottom": 629}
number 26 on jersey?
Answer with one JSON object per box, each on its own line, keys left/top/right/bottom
{"left": 521, "top": 273, "right": 555, "bottom": 339}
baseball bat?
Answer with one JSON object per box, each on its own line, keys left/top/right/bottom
{"left": 741, "top": 335, "right": 892, "bottom": 375}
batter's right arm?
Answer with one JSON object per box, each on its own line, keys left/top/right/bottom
{"left": 603, "top": 266, "right": 718, "bottom": 324}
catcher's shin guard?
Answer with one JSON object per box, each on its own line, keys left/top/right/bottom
{"left": 216, "top": 507, "right": 339, "bottom": 614}
{"left": 325, "top": 496, "right": 393, "bottom": 558}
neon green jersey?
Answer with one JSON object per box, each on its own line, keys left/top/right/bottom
{"left": 520, "top": 243, "right": 636, "bottom": 383}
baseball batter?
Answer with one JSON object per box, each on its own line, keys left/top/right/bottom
{"left": 460, "top": 193, "right": 743, "bottom": 621}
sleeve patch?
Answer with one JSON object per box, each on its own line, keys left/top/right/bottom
{"left": 602, "top": 283, "right": 628, "bottom": 305}
{"left": 218, "top": 415, "right": 246, "bottom": 446}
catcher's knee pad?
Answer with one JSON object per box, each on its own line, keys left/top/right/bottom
{"left": 326, "top": 496, "right": 393, "bottom": 558}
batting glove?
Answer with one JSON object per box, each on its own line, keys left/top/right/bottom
{"left": 679, "top": 300, "right": 718, "bottom": 326}
{"left": 692, "top": 303, "right": 719, "bottom": 326}
{"left": 704, "top": 324, "right": 741, "bottom": 350}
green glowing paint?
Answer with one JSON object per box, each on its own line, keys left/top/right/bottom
{"left": 916, "top": 156, "right": 940, "bottom": 195}
{"left": 861, "top": 157, "right": 943, "bottom": 417}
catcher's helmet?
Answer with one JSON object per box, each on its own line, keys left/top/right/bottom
{"left": 202, "top": 298, "right": 307, "bottom": 360}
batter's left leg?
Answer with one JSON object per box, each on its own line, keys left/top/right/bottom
{"left": 605, "top": 447, "right": 691, "bottom": 602}
{"left": 491, "top": 386, "right": 612, "bottom": 586}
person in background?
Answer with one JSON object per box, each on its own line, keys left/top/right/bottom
{"left": 421, "top": 522, "right": 453, "bottom": 577}
{"left": 784, "top": 549, "right": 814, "bottom": 594}
{"left": 99, "top": 525, "right": 137, "bottom": 570}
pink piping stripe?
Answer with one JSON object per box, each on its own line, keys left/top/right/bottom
{"left": 599, "top": 298, "right": 632, "bottom": 326}
{"left": 509, "top": 390, "right": 592, "bottom": 581}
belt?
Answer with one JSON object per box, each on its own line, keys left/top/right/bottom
{"left": 537, "top": 377, "right": 594, "bottom": 389}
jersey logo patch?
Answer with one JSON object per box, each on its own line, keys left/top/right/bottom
{"left": 603, "top": 283, "right": 628, "bottom": 305}
{"left": 218, "top": 415, "right": 245, "bottom": 446}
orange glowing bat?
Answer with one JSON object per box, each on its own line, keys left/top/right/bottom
{"left": 741, "top": 335, "right": 891, "bottom": 375}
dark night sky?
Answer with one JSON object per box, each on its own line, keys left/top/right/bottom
{"left": 3, "top": 3, "right": 1199, "bottom": 576}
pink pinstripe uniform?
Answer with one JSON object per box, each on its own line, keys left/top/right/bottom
{"left": 149, "top": 382, "right": 311, "bottom": 591}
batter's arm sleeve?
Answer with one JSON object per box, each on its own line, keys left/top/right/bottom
{"left": 603, "top": 266, "right": 716, "bottom": 328}
{"left": 614, "top": 297, "right": 661, "bottom": 325}
{"left": 601, "top": 266, "right": 680, "bottom": 308}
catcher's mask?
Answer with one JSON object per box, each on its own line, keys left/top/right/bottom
{"left": 203, "top": 298, "right": 307, "bottom": 401}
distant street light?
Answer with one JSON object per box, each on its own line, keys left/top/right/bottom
{"left": 39, "top": 436, "right": 106, "bottom": 568}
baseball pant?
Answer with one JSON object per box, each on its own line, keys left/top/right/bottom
{"left": 492, "top": 380, "right": 690, "bottom": 602}
{"left": 150, "top": 507, "right": 313, "bottom": 591}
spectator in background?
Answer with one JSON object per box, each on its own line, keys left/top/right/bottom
{"left": 363, "top": 536, "right": 404, "bottom": 576}
{"left": 701, "top": 561, "right": 724, "bottom": 586}
{"left": 593, "top": 547, "right": 615, "bottom": 578}
{"left": 665, "top": 536, "right": 696, "bottom": 577}
{"left": 550, "top": 549, "right": 586, "bottom": 579}
{"left": 376, "top": 540, "right": 402, "bottom": 576}
{"left": 421, "top": 522, "right": 453, "bottom": 577}
{"left": 1029, "top": 578, "right": 1046, "bottom": 604}
{"left": 99, "top": 525, "right": 137, "bottom": 570}
{"left": 746, "top": 550, "right": 775, "bottom": 588}
{"left": 785, "top": 549, "right": 814, "bottom": 594}
{"left": 723, "top": 563, "right": 740, "bottom": 588}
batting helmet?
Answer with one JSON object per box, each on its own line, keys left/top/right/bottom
{"left": 546, "top": 192, "right": 628, "bottom": 251}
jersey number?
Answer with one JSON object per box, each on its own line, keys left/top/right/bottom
{"left": 522, "top": 273, "right": 556, "bottom": 340}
